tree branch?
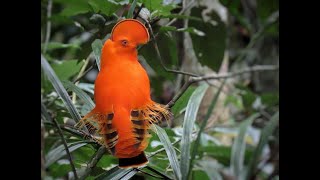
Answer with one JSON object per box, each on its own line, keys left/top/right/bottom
{"left": 166, "top": 65, "right": 279, "bottom": 108}
{"left": 79, "top": 146, "right": 107, "bottom": 180}
{"left": 192, "top": 65, "right": 279, "bottom": 82}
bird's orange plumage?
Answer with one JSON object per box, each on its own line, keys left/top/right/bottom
{"left": 77, "top": 19, "right": 170, "bottom": 168}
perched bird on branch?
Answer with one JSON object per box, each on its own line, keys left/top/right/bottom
{"left": 77, "top": 19, "right": 171, "bottom": 168}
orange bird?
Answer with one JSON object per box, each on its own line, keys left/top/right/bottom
{"left": 78, "top": 19, "right": 170, "bottom": 168}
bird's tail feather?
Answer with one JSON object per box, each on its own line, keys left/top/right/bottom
{"left": 118, "top": 151, "right": 148, "bottom": 169}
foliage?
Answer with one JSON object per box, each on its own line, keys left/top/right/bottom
{"left": 41, "top": 0, "right": 279, "bottom": 179}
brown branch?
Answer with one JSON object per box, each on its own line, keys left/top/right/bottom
{"left": 79, "top": 146, "right": 107, "bottom": 180}
{"left": 192, "top": 65, "right": 279, "bottom": 82}
{"left": 166, "top": 65, "right": 279, "bottom": 108}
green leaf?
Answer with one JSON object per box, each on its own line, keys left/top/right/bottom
{"left": 96, "top": 166, "right": 136, "bottom": 180}
{"left": 139, "top": 33, "right": 175, "bottom": 80}
{"left": 245, "top": 112, "right": 279, "bottom": 179}
{"left": 192, "top": 170, "right": 210, "bottom": 180}
{"left": 152, "top": 125, "right": 181, "bottom": 180}
{"left": 96, "top": 155, "right": 117, "bottom": 168}
{"left": 92, "top": 39, "right": 103, "bottom": 71}
{"left": 180, "top": 83, "right": 209, "bottom": 180}
{"left": 225, "top": 94, "right": 243, "bottom": 110}
{"left": 51, "top": 60, "right": 84, "bottom": 80}
{"left": 56, "top": 0, "right": 91, "bottom": 16}
{"left": 190, "top": 81, "right": 225, "bottom": 172}
{"left": 261, "top": 93, "right": 279, "bottom": 107}
{"left": 158, "top": 26, "right": 177, "bottom": 32}
{"left": 200, "top": 160, "right": 222, "bottom": 180}
{"left": 85, "top": 176, "right": 95, "bottom": 180}
{"left": 141, "top": 0, "right": 175, "bottom": 16}
{"left": 162, "top": 34, "right": 178, "bottom": 67}
{"left": 127, "top": 0, "right": 138, "bottom": 18}
{"left": 41, "top": 55, "right": 83, "bottom": 123}
{"left": 42, "top": 42, "right": 81, "bottom": 51}
{"left": 140, "top": 32, "right": 179, "bottom": 71}
{"left": 45, "top": 142, "right": 87, "bottom": 167}
{"left": 189, "top": 7, "right": 226, "bottom": 71}
{"left": 199, "top": 145, "right": 253, "bottom": 166}
{"left": 88, "top": 0, "right": 122, "bottom": 16}
{"left": 231, "top": 113, "right": 259, "bottom": 178}
{"left": 62, "top": 80, "right": 95, "bottom": 110}
{"left": 171, "top": 86, "right": 196, "bottom": 116}
{"left": 257, "top": 0, "right": 279, "bottom": 23}
{"left": 72, "top": 145, "right": 96, "bottom": 167}
{"left": 242, "top": 90, "right": 257, "bottom": 109}
{"left": 49, "top": 163, "right": 72, "bottom": 178}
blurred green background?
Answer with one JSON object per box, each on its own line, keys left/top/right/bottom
{"left": 41, "top": 0, "right": 279, "bottom": 179}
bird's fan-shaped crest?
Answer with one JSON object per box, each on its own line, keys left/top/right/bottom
{"left": 111, "top": 19, "right": 150, "bottom": 44}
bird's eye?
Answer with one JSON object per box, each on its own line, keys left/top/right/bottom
{"left": 121, "top": 40, "right": 128, "bottom": 46}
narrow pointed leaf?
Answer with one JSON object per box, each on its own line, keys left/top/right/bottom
{"left": 62, "top": 80, "right": 95, "bottom": 110}
{"left": 127, "top": 0, "right": 138, "bottom": 18}
{"left": 190, "top": 81, "right": 226, "bottom": 174}
{"left": 231, "top": 113, "right": 259, "bottom": 178}
{"left": 92, "top": 39, "right": 103, "bottom": 71}
{"left": 152, "top": 124, "right": 181, "bottom": 180}
{"left": 45, "top": 142, "right": 87, "bottom": 167}
{"left": 41, "top": 55, "right": 82, "bottom": 123}
{"left": 180, "top": 83, "right": 209, "bottom": 180}
{"left": 245, "top": 112, "right": 279, "bottom": 179}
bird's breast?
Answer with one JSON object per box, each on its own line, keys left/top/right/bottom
{"left": 94, "top": 61, "right": 151, "bottom": 112}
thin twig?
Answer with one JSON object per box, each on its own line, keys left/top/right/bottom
{"left": 234, "top": 11, "right": 279, "bottom": 63}
{"left": 44, "top": 121, "right": 100, "bottom": 144}
{"left": 166, "top": 0, "right": 196, "bottom": 27}
{"left": 43, "top": 0, "right": 52, "bottom": 53}
{"left": 73, "top": 64, "right": 94, "bottom": 84}
{"left": 79, "top": 146, "right": 107, "bottom": 180}
{"left": 72, "top": 54, "right": 92, "bottom": 103}
{"left": 144, "top": 20, "right": 199, "bottom": 77}
{"left": 166, "top": 65, "right": 279, "bottom": 108}
{"left": 192, "top": 65, "right": 279, "bottom": 82}
{"left": 133, "top": 4, "right": 144, "bottom": 19}
{"left": 41, "top": 103, "right": 79, "bottom": 179}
